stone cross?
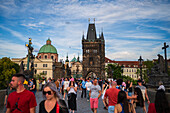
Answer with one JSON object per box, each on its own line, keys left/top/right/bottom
{"left": 162, "top": 42, "right": 169, "bottom": 73}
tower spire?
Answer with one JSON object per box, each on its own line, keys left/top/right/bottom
{"left": 82, "top": 31, "right": 85, "bottom": 40}
{"left": 101, "top": 28, "right": 104, "bottom": 40}
{"left": 77, "top": 53, "right": 80, "bottom": 62}
{"left": 65, "top": 52, "right": 69, "bottom": 62}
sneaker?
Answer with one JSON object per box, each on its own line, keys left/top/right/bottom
{"left": 87, "top": 100, "right": 89, "bottom": 101}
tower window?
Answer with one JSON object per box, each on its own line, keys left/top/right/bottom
{"left": 86, "top": 50, "right": 89, "bottom": 53}
{"left": 44, "top": 55, "right": 47, "bottom": 59}
{"left": 93, "top": 50, "right": 97, "bottom": 53}
{"left": 39, "top": 56, "right": 41, "bottom": 59}
{"left": 51, "top": 56, "right": 54, "bottom": 59}
{"left": 89, "top": 57, "right": 94, "bottom": 66}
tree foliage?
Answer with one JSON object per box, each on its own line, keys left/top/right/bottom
{"left": 105, "top": 64, "right": 122, "bottom": 79}
{"left": 0, "top": 57, "right": 20, "bottom": 89}
{"left": 135, "top": 60, "right": 154, "bottom": 83}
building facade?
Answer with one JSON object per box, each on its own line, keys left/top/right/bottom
{"left": 12, "top": 39, "right": 63, "bottom": 80}
{"left": 105, "top": 57, "right": 141, "bottom": 80}
{"left": 82, "top": 23, "right": 105, "bottom": 78}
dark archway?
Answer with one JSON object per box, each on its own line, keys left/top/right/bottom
{"left": 86, "top": 71, "right": 97, "bottom": 79}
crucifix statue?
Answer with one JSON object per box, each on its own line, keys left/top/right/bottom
{"left": 162, "top": 42, "right": 169, "bottom": 73}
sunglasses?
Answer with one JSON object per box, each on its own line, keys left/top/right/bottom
{"left": 43, "top": 91, "right": 52, "bottom": 95}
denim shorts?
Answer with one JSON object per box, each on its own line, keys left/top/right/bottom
{"left": 108, "top": 106, "right": 115, "bottom": 113}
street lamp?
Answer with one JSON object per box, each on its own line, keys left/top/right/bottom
{"left": 52, "top": 64, "right": 55, "bottom": 79}
{"left": 138, "top": 56, "right": 143, "bottom": 80}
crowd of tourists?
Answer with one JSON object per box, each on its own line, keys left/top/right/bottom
{"left": 3, "top": 73, "right": 170, "bottom": 113}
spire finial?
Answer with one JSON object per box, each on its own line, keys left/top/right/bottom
{"left": 94, "top": 18, "right": 95, "bottom": 23}
{"left": 88, "top": 18, "right": 90, "bottom": 23}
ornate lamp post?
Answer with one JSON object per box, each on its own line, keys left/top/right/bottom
{"left": 138, "top": 56, "right": 143, "bottom": 80}
{"left": 52, "top": 64, "right": 55, "bottom": 79}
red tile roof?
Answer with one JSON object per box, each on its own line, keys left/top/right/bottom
{"left": 105, "top": 57, "right": 140, "bottom": 68}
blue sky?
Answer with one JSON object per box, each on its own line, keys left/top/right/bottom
{"left": 0, "top": 0, "right": 170, "bottom": 61}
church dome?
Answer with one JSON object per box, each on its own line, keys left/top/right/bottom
{"left": 38, "top": 39, "right": 57, "bottom": 54}
{"left": 71, "top": 56, "right": 77, "bottom": 62}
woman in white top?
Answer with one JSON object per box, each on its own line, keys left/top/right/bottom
{"left": 63, "top": 78, "right": 69, "bottom": 99}
{"left": 67, "top": 79, "right": 77, "bottom": 113}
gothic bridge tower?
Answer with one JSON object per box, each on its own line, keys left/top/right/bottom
{"left": 82, "top": 22, "right": 105, "bottom": 79}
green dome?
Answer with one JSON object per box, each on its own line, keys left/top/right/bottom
{"left": 39, "top": 44, "right": 57, "bottom": 54}
{"left": 71, "top": 56, "right": 77, "bottom": 62}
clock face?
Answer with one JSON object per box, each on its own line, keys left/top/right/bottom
{"left": 92, "top": 29, "right": 93, "bottom": 30}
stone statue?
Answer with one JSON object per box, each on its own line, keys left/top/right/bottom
{"left": 157, "top": 54, "right": 165, "bottom": 73}
{"left": 19, "top": 61, "right": 24, "bottom": 74}
{"left": 148, "top": 54, "right": 170, "bottom": 88}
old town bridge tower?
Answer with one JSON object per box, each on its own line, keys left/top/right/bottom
{"left": 82, "top": 22, "right": 105, "bottom": 79}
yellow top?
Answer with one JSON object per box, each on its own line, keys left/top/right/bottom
{"left": 23, "top": 80, "right": 28, "bottom": 85}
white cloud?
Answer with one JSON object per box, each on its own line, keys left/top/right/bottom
{"left": 0, "top": 39, "right": 27, "bottom": 58}
{"left": 0, "top": 25, "right": 27, "bottom": 41}
{"left": 0, "top": 0, "right": 170, "bottom": 61}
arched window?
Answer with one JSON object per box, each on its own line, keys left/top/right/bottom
{"left": 51, "top": 56, "right": 54, "bottom": 59}
{"left": 45, "top": 55, "right": 47, "bottom": 59}
{"left": 39, "top": 56, "right": 41, "bottom": 59}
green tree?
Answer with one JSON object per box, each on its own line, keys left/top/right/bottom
{"left": 135, "top": 60, "right": 154, "bottom": 83}
{"left": 0, "top": 57, "right": 20, "bottom": 89}
{"left": 105, "top": 64, "right": 122, "bottom": 79}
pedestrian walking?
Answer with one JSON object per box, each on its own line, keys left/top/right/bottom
{"left": 89, "top": 78, "right": 102, "bottom": 113}
{"left": 39, "top": 82, "right": 69, "bottom": 113}
{"left": 102, "top": 80, "right": 109, "bottom": 109}
{"left": 157, "top": 81, "right": 165, "bottom": 91}
{"left": 148, "top": 89, "right": 169, "bottom": 113}
{"left": 104, "top": 81, "right": 120, "bottom": 113}
{"left": 114, "top": 91, "right": 136, "bottom": 113}
{"left": 134, "top": 87, "right": 147, "bottom": 113}
{"left": 3, "top": 83, "right": 15, "bottom": 113}
{"left": 63, "top": 78, "right": 69, "bottom": 100}
{"left": 41, "top": 77, "right": 46, "bottom": 91}
{"left": 30, "top": 78, "right": 37, "bottom": 95}
{"left": 67, "top": 79, "right": 77, "bottom": 113}
{"left": 6, "top": 73, "right": 37, "bottom": 113}
{"left": 81, "top": 78, "right": 86, "bottom": 98}
{"left": 136, "top": 79, "right": 150, "bottom": 104}
{"left": 85, "top": 77, "right": 92, "bottom": 101}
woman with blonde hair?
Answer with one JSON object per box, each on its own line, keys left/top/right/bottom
{"left": 39, "top": 82, "right": 69, "bottom": 113}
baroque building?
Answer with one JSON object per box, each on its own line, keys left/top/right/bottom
{"left": 12, "top": 39, "right": 63, "bottom": 80}
{"left": 82, "top": 22, "right": 105, "bottom": 78}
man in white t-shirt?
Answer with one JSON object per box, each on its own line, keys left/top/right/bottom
{"left": 136, "top": 79, "right": 150, "bottom": 104}
{"left": 63, "top": 78, "right": 70, "bottom": 100}
{"left": 85, "top": 77, "right": 92, "bottom": 101}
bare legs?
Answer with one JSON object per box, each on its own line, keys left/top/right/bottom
{"left": 91, "top": 108, "right": 97, "bottom": 113}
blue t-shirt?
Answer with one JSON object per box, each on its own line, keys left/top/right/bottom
{"left": 81, "top": 80, "right": 86, "bottom": 89}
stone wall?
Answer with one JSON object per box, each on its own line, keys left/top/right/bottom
{"left": 148, "top": 88, "right": 170, "bottom": 104}
{"left": 0, "top": 90, "right": 6, "bottom": 106}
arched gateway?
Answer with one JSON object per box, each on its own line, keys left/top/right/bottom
{"left": 86, "top": 71, "right": 97, "bottom": 79}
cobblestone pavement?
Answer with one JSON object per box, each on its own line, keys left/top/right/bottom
{"left": 0, "top": 90, "right": 149, "bottom": 113}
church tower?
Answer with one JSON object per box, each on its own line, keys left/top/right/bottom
{"left": 82, "top": 22, "right": 105, "bottom": 79}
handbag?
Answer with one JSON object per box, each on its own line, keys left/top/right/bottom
{"left": 56, "top": 101, "right": 60, "bottom": 113}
